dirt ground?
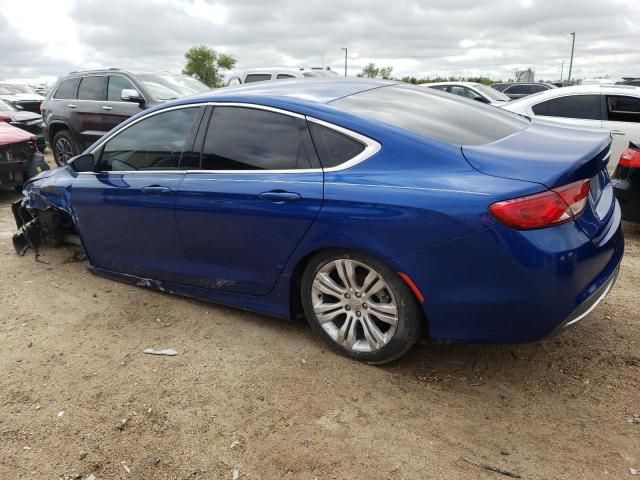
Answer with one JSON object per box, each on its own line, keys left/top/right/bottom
{"left": 1, "top": 158, "right": 639, "bottom": 480}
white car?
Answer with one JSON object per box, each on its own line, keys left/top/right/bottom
{"left": 501, "top": 84, "right": 640, "bottom": 167}
{"left": 226, "top": 67, "right": 338, "bottom": 86}
{"left": 0, "top": 83, "right": 45, "bottom": 114}
{"left": 423, "top": 81, "right": 511, "bottom": 105}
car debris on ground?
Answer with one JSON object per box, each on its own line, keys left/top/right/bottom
{"left": 143, "top": 348, "right": 178, "bottom": 356}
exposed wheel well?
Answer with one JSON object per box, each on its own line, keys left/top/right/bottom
{"left": 288, "top": 248, "right": 429, "bottom": 335}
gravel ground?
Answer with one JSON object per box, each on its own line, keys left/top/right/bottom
{"left": 0, "top": 159, "right": 639, "bottom": 479}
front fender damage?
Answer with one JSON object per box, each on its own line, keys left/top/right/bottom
{"left": 12, "top": 198, "right": 80, "bottom": 256}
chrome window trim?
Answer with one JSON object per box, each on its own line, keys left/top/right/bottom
{"left": 53, "top": 74, "right": 147, "bottom": 104}
{"left": 85, "top": 102, "right": 380, "bottom": 175}
{"left": 305, "top": 117, "right": 381, "bottom": 172}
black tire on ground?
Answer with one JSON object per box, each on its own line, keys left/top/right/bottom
{"left": 51, "top": 130, "right": 79, "bottom": 166}
{"left": 300, "top": 249, "right": 424, "bottom": 364}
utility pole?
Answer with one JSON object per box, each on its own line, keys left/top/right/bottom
{"left": 568, "top": 32, "right": 576, "bottom": 84}
{"left": 560, "top": 59, "right": 564, "bottom": 84}
{"left": 341, "top": 47, "right": 348, "bottom": 77}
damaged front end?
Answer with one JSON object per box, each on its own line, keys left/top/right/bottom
{"left": 12, "top": 201, "right": 78, "bottom": 255}
{"left": 11, "top": 167, "right": 80, "bottom": 256}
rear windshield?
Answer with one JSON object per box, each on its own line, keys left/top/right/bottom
{"left": 331, "top": 84, "right": 529, "bottom": 146}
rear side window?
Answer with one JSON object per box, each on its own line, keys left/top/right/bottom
{"left": 98, "top": 107, "right": 200, "bottom": 171}
{"left": 53, "top": 78, "right": 78, "bottom": 99}
{"left": 78, "top": 76, "right": 106, "bottom": 101}
{"left": 530, "top": 84, "right": 548, "bottom": 93}
{"left": 505, "top": 84, "right": 530, "bottom": 95}
{"left": 201, "top": 107, "right": 311, "bottom": 170}
{"left": 108, "top": 76, "right": 137, "bottom": 102}
{"left": 331, "top": 84, "right": 529, "bottom": 146}
{"left": 532, "top": 95, "right": 601, "bottom": 120}
{"left": 309, "top": 122, "right": 365, "bottom": 168}
{"left": 606, "top": 95, "right": 640, "bottom": 123}
{"left": 244, "top": 74, "right": 272, "bottom": 83}
{"left": 276, "top": 74, "right": 295, "bottom": 79}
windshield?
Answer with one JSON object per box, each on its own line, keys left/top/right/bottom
{"left": 0, "top": 83, "right": 35, "bottom": 94}
{"left": 136, "top": 74, "right": 210, "bottom": 101}
{"left": 473, "top": 84, "right": 510, "bottom": 102}
{"left": 0, "top": 99, "right": 16, "bottom": 111}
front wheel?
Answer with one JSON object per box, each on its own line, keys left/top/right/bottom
{"left": 301, "top": 250, "right": 424, "bottom": 364}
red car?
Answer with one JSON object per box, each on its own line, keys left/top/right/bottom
{"left": 0, "top": 119, "right": 49, "bottom": 189}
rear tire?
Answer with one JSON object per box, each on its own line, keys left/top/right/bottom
{"left": 52, "top": 130, "right": 78, "bottom": 166}
{"left": 301, "top": 250, "right": 424, "bottom": 364}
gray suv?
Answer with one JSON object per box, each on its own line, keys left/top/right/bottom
{"left": 43, "top": 69, "right": 209, "bottom": 165}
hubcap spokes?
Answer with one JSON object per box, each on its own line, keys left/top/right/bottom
{"left": 312, "top": 259, "right": 398, "bottom": 353}
{"left": 55, "top": 138, "right": 73, "bottom": 164}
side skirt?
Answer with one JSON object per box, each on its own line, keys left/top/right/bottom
{"left": 88, "top": 266, "right": 292, "bottom": 322}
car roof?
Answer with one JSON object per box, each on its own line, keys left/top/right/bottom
{"left": 506, "top": 84, "right": 640, "bottom": 105}
{"left": 191, "top": 78, "right": 398, "bottom": 105}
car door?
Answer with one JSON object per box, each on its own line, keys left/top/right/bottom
{"left": 174, "top": 105, "right": 323, "bottom": 295}
{"left": 101, "top": 75, "right": 145, "bottom": 133}
{"left": 603, "top": 94, "right": 640, "bottom": 169}
{"left": 70, "top": 106, "right": 204, "bottom": 282}
{"left": 530, "top": 94, "right": 603, "bottom": 130}
{"left": 73, "top": 75, "right": 108, "bottom": 150}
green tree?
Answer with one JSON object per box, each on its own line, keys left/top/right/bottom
{"left": 357, "top": 63, "right": 393, "bottom": 79}
{"left": 183, "top": 45, "right": 236, "bottom": 88}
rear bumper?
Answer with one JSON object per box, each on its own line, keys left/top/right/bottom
{"left": 613, "top": 185, "right": 640, "bottom": 223}
{"left": 393, "top": 202, "right": 624, "bottom": 343}
{"left": 548, "top": 265, "right": 619, "bottom": 336}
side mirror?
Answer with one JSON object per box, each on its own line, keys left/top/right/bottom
{"left": 472, "top": 95, "right": 490, "bottom": 104}
{"left": 68, "top": 153, "right": 95, "bottom": 172}
{"left": 121, "top": 88, "right": 144, "bottom": 105}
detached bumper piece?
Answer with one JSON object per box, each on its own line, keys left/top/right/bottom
{"left": 11, "top": 200, "right": 42, "bottom": 256}
{"left": 12, "top": 200, "right": 41, "bottom": 256}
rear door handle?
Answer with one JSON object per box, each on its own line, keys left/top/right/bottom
{"left": 142, "top": 185, "right": 172, "bottom": 195}
{"left": 101, "top": 105, "right": 113, "bottom": 111}
{"left": 67, "top": 104, "right": 77, "bottom": 108}
{"left": 259, "top": 190, "right": 301, "bottom": 202}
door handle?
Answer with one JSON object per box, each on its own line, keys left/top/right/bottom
{"left": 611, "top": 130, "right": 625, "bottom": 135}
{"left": 259, "top": 190, "right": 301, "bottom": 202}
{"left": 142, "top": 185, "right": 172, "bottom": 195}
{"left": 101, "top": 105, "right": 113, "bottom": 111}
{"left": 67, "top": 104, "right": 77, "bottom": 108}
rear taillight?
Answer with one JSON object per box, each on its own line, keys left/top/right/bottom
{"left": 40, "top": 102, "right": 45, "bottom": 113}
{"left": 619, "top": 149, "right": 640, "bottom": 168}
{"left": 489, "top": 179, "right": 590, "bottom": 230}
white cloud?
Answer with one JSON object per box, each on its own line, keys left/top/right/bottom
{"left": 0, "top": 0, "right": 638, "bottom": 83}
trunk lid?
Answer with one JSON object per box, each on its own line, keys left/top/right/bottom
{"left": 463, "top": 120, "right": 615, "bottom": 239}
{"left": 462, "top": 120, "right": 611, "bottom": 189}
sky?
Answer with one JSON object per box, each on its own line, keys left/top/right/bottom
{"left": 1, "top": 0, "right": 639, "bottom": 85}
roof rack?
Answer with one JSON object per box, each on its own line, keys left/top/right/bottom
{"left": 68, "top": 67, "right": 122, "bottom": 74}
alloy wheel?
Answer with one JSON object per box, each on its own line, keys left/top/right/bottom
{"left": 55, "top": 137, "right": 74, "bottom": 164}
{"left": 311, "top": 259, "right": 399, "bottom": 353}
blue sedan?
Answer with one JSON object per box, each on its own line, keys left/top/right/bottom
{"left": 12, "top": 79, "right": 624, "bottom": 363}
